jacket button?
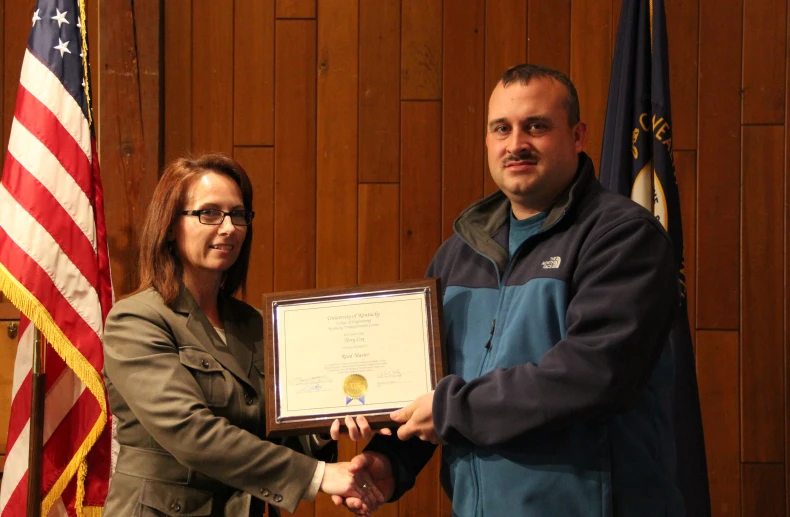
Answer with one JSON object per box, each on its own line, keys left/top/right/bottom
{"left": 274, "top": 494, "right": 283, "bottom": 503}
{"left": 260, "top": 488, "right": 270, "bottom": 497}
{"left": 245, "top": 394, "right": 255, "bottom": 405}
{"left": 201, "top": 358, "right": 210, "bottom": 368}
{"left": 170, "top": 502, "right": 181, "bottom": 512}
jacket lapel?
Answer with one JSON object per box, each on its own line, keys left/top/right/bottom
{"left": 174, "top": 286, "right": 255, "bottom": 391}
{"left": 221, "top": 299, "right": 253, "bottom": 377}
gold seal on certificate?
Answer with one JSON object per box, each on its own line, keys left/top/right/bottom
{"left": 343, "top": 374, "right": 368, "bottom": 402}
{"left": 263, "top": 278, "right": 444, "bottom": 436}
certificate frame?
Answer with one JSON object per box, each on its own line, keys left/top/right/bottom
{"left": 263, "top": 278, "right": 444, "bottom": 437}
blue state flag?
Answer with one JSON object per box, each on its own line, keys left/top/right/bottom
{"left": 600, "top": 1, "right": 711, "bottom": 515}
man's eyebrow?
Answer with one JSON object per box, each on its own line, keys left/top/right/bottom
{"left": 524, "top": 115, "right": 551, "bottom": 124}
{"left": 487, "top": 118, "right": 508, "bottom": 130}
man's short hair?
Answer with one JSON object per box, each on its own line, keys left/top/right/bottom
{"left": 499, "top": 64, "right": 580, "bottom": 125}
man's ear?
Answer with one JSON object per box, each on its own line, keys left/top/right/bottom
{"left": 573, "top": 122, "right": 588, "bottom": 153}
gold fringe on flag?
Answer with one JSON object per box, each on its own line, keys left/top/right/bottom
{"left": 0, "top": 263, "right": 108, "bottom": 517}
{"left": 78, "top": 0, "right": 92, "bottom": 129}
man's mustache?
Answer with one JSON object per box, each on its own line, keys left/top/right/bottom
{"left": 503, "top": 151, "right": 538, "bottom": 165}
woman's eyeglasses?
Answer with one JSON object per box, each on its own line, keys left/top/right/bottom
{"left": 180, "top": 209, "right": 255, "bottom": 227}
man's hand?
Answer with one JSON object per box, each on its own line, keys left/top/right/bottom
{"left": 391, "top": 391, "right": 442, "bottom": 444}
{"left": 331, "top": 452, "right": 394, "bottom": 515}
{"left": 330, "top": 415, "right": 394, "bottom": 441}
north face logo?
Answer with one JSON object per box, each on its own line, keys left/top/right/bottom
{"left": 541, "top": 256, "right": 561, "bottom": 269}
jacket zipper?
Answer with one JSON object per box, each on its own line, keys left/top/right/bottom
{"left": 455, "top": 209, "right": 567, "bottom": 517}
{"left": 483, "top": 319, "right": 496, "bottom": 350}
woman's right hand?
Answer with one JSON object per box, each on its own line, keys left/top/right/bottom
{"left": 319, "top": 458, "right": 384, "bottom": 512}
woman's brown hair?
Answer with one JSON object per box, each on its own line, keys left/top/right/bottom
{"left": 138, "top": 153, "right": 254, "bottom": 306}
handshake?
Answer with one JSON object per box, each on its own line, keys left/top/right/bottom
{"left": 317, "top": 391, "right": 438, "bottom": 515}
{"left": 321, "top": 450, "right": 393, "bottom": 516}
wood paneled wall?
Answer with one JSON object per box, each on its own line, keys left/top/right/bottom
{"left": 0, "top": 0, "right": 788, "bottom": 515}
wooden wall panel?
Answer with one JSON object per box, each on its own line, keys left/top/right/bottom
{"left": 273, "top": 20, "right": 316, "bottom": 291}
{"left": 665, "top": 0, "right": 699, "bottom": 151}
{"left": 133, "top": 0, "right": 162, "bottom": 177}
{"left": 314, "top": 4, "right": 360, "bottom": 513}
{"left": 484, "top": 0, "right": 527, "bottom": 196}
{"left": 401, "top": 101, "right": 441, "bottom": 280}
{"left": 400, "top": 453, "right": 441, "bottom": 517}
{"left": 698, "top": 331, "right": 740, "bottom": 516}
{"left": 742, "top": 0, "right": 786, "bottom": 124}
{"left": 570, "top": 0, "right": 612, "bottom": 170}
{"left": 743, "top": 464, "right": 785, "bottom": 517}
{"left": 675, "top": 151, "right": 696, "bottom": 335}
{"left": 163, "top": 0, "right": 191, "bottom": 163}
{"left": 234, "top": 147, "right": 274, "bottom": 306}
{"left": 611, "top": 0, "right": 621, "bottom": 49}
{"left": 99, "top": 0, "right": 161, "bottom": 296}
{"left": 359, "top": 0, "right": 400, "bottom": 184}
{"left": 0, "top": 294, "right": 19, "bottom": 319}
{"left": 234, "top": 0, "right": 274, "bottom": 146}
{"left": 192, "top": 1, "right": 233, "bottom": 155}
{"left": 359, "top": 184, "right": 399, "bottom": 284}
{"left": 527, "top": 1, "right": 571, "bottom": 75}
{"left": 401, "top": 0, "right": 442, "bottom": 100}
{"left": 740, "top": 126, "right": 784, "bottom": 463}
{"left": 276, "top": 0, "right": 315, "bottom": 19}
{"left": 484, "top": 0, "right": 528, "bottom": 97}
{"left": 696, "top": 0, "right": 742, "bottom": 329}
{"left": 0, "top": 321, "right": 18, "bottom": 459}
{"left": 315, "top": 0, "right": 358, "bottom": 292}
{"left": 786, "top": 9, "right": 790, "bottom": 505}
{"left": 442, "top": 0, "right": 485, "bottom": 239}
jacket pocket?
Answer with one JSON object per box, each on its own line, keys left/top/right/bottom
{"left": 178, "top": 347, "right": 232, "bottom": 408}
{"left": 136, "top": 479, "right": 212, "bottom": 516}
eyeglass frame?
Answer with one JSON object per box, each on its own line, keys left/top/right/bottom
{"left": 180, "top": 209, "right": 255, "bottom": 227}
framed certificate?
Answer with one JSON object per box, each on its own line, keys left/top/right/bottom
{"left": 263, "top": 278, "right": 444, "bottom": 436}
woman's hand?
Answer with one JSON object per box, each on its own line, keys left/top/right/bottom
{"left": 319, "top": 458, "right": 385, "bottom": 512}
{"left": 329, "top": 415, "right": 393, "bottom": 441}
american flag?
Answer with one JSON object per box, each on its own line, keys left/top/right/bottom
{"left": 0, "top": 1, "right": 113, "bottom": 516}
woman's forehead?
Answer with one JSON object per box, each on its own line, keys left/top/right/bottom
{"left": 184, "top": 171, "right": 243, "bottom": 205}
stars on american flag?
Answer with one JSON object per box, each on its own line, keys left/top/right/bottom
{"left": 54, "top": 38, "right": 71, "bottom": 57}
{"left": 31, "top": 6, "right": 82, "bottom": 60}
{"left": 51, "top": 8, "right": 69, "bottom": 27}
{"left": 28, "top": 0, "right": 89, "bottom": 118}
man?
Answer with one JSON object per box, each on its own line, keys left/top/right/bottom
{"left": 339, "top": 64, "right": 684, "bottom": 516}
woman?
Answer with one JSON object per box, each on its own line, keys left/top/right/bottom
{"left": 103, "top": 154, "right": 380, "bottom": 516}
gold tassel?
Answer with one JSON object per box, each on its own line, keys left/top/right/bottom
{"left": 0, "top": 264, "right": 108, "bottom": 516}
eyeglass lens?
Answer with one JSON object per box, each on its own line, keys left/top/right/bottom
{"left": 199, "top": 210, "right": 251, "bottom": 226}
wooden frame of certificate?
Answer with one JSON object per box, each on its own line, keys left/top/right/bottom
{"left": 263, "top": 278, "right": 444, "bottom": 437}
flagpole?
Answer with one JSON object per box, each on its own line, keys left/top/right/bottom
{"left": 27, "top": 327, "right": 46, "bottom": 517}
